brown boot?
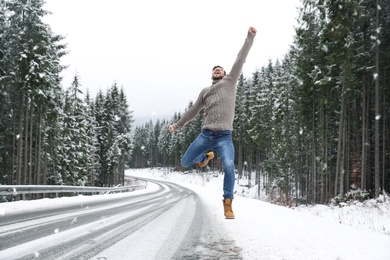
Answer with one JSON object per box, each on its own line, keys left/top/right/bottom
{"left": 223, "top": 198, "right": 235, "bottom": 219}
{"left": 198, "top": 151, "right": 214, "bottom": 167}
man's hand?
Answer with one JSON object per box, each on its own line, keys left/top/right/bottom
{"left": 168, "top": 125, "right": 175, "bottom": 133}
{"left": 249, "top": 26, "right": 257, "bottom": 35}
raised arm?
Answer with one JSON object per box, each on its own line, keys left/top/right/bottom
{"left": 227, "top": 26, "right": 257, "bottom": 81}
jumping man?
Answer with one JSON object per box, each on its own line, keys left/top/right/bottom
{"left": 169, "top": 26, "right": 257, "bottom": 219}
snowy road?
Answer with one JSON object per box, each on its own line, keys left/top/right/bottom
{"left": 0, "top": 179, "right": 241, "bottom": 260}
{"left": 3, "top": 169, "right": 390, "bottom": 260}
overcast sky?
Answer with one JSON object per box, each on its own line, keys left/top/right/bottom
{"left": 43, "top": 0, "right": 301, "bottom": 124}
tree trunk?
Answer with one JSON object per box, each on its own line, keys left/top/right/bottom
{"left": 254, "top": 147, "right": 260, "bottom": 188}
{"left": 382, "top": 107, "right": 386, "bottom": 193}
{"left": 374, "top": 0, "right": 381, "bottom": 197}
{"left": 345, "top": 114, "right": 350, "bottom": 193}
{"left": 335, "top": 81, "right": 346, "bottom": 198}
{"left": 237, "top": 138, "right": 243, "bottom": 183}
{"left": 325, "top": 117, "right": 329, "bottom": 202}
{"left": 28, "top": 102, "right": 33, "bottom": 185}
{"left": 12, "top": 111, "right": 17, "bottom": 185}
{"left": 312, "top": 102, "right": 317, "bottom": 203}
{"left": 320, "top": 100, "right": 325, "bottom": 203}
{"left": 15, "top": 92, "right": 24, "bottom": 185}
{"left": 36, "top": 106, "right": 43, "bottom": 185}
{"left": 23, "top": 95, "right": 28, "bottom": 185}
{"left": 256, "top": 149, "right": 261, "bottom": 198}
{"left": 361, "top": 74, "right": 368, "bottom": 191}
{"left": 339, "top": 71, "right": 348, "bottom": 200}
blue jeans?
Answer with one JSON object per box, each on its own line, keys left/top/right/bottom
{"left": 181, "top": 129, "right": 235, "bottom": 200}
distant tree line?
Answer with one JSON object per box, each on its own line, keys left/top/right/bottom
{"left": 1, "top": 0, "right": 390, "bottom": 206}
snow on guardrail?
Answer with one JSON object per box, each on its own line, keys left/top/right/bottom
{"left": 0, "top": 179, "right": 148, "bottom": 200}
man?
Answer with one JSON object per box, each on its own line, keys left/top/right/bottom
{"left": 168, "top": 26, "right": 257, "bottom": 219}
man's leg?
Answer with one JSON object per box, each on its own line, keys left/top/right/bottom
{"left": 218, "top": 140, "right": 235, "bottom": 200}
{"left": 214, "top": 131, "right": 235, "bottom": 219}
{"left": 181, "top": 131, "right": 211, "bottom": 168}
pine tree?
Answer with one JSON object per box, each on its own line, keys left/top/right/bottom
{"left": 157, "top": 119, "right": 171, "bottom": 167}
{"left": 170, "top": 112, "right": 185, "bottom": 167}
{"left": 152, "top": 119, "right": 162, "bottom": 167}
{"left": 97, "top": 83, "right": 133, "bottom": 186}
{"left": 57, "top": 74, "right": 92, "bottom": 185}
{"left": 233, "top": 74, "right": 249, "bottom": 181}
{"left": 93, "top": 90, "right": 107, "bottom": 185}
{"left": 84, "top": 90, "right": 100, "bottom": 185}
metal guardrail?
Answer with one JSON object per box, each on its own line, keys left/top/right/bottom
{"left": 0, "top": 181, "right": 148, "bottom": 199}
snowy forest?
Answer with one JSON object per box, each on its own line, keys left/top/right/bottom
{"left": 1, "top": 0, "right": 390, "bottom": 206}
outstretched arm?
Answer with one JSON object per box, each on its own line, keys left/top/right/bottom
{"left": 227, "top": 26, "right": 257, "bottom": 81}
{"left": 168, "top": 88, "right": 207, "bottom": 133}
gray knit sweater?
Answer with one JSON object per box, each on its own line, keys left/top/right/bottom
{"left": 173, "top": 31, "right": 255, "bottom": 132}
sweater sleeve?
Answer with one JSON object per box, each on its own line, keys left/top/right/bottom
{"left": 227, "top": 32, "right": 255, "bottom": 81}
{"left": 173, "top": 88, "right": 207, "bottom": 131}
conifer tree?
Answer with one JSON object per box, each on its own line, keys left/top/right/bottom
{"left": 57, "top": 74, "right": 91, "bottom": 185}
{"left": 131, "top": 124, "right": 150, "bottom": 168}
{"left": 233, "top": 74, "right": 249, "bottom": 180}
{"left": 98, "top": 84, "right": 133, "bottom": 186}
{"left": 84, "top": 90, "right": 100, "bottom": 185}
{"left": 157, "top": 119, "right": 171, "bottom": 167}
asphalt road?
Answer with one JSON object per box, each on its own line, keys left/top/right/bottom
{"left": 0, "top": 178, "right": 242, "bottom": 260}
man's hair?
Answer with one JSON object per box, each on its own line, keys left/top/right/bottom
{"left": 212, "top": 65, "right": 226, "bottom": 76}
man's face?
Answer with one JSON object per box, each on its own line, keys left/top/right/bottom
{"left": 212, "top": 67, "right": 225, "bottom": 80}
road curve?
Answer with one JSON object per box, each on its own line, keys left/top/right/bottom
{"left": 0, "top": 178, "right": 242, "bottom": 260}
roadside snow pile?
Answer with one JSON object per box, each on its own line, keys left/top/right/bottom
{"left": 295, "top": 194, "right": 390, "bottom": 235}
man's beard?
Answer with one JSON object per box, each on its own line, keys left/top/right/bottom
{"left": 212, "top": 74, "right": 224, "bottom": 80}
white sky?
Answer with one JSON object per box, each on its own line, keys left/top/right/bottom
{"left": 43, "top": 0, "right": 301, "bottom": 122}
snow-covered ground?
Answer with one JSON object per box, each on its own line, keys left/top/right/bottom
{"left": 129, "top": 168, "right": 390, "bottom": 260}
{"left": 1, "top": 168, "right": 390, "bottom": 259}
